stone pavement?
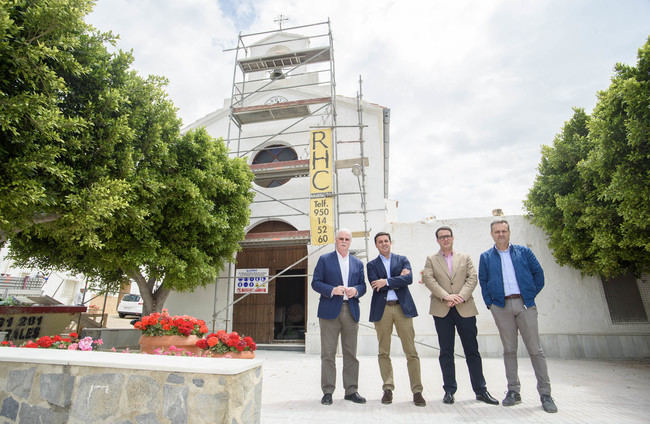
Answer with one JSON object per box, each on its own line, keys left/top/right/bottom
{"left": 257, "top": 350, "right": 650, "bottom": 424}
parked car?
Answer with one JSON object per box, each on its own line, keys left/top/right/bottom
{"left": 117, "top": 294, "right": 143, "bottom": 318}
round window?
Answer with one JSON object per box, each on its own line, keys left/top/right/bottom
{"left": 252, "top": 144, "right": 298, "bottom": 188}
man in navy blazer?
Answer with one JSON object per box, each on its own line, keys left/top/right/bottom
{"left": 311, "top": 229, "right": 367, "bottom": 405}
{"left": 367, "top": 232, "right": 425, "bottom": 407}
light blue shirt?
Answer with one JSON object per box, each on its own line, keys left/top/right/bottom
{"left": 496, "top": 245, "right": 520, "bottom": 296}
{"left": 380, "top": 254, "right": 398, "bottom": 301}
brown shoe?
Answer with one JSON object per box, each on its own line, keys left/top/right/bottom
{"left": 381, "top": 390, "right": 393, "bottom": 404}
{"left": 413, "top": 392, "right": 426, "bottom": 407}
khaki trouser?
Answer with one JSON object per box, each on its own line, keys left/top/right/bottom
{"left": 319, "top": 303, "right": 359, "bottom": 395}
{"left": 374, "top": 303, "right": 423, "bottom": 393}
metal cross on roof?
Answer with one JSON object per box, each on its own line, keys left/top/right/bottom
{"left": 274, "top": 14, "right": 288, "bottom": 30}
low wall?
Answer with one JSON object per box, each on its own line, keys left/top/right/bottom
{"left": 0, "top": 348, "right": 262, "bottom": 423}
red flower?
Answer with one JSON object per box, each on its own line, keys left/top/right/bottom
{"left": 195, "top": 339, "right": 208, "bottom": 349}
{"left": 37, "top": 336, "right": 53, "bottom": 348}
{"left": 69, "top": 332, "right": 78, "bottom": 339}
{"left": 24, "top": 341, "right": 39, "bottom": 348}
{"left": 195, "top": 330, "right": 257, "bottom": 355}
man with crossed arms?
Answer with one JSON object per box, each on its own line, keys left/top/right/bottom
{"left": 423, "top": 226, "right": 499, "bottom": 406}
{"left": 311, "top": 229, "right": 367, "bottom": 405}
{"left": 367, "top": 231, "right": 425, "bottom": 407}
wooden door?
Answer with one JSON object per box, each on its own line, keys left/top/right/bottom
{"left": 233, "top": 245, "right": 307, "bottom": 343}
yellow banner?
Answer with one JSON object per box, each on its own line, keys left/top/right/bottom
{"left": 310, "top": 197, "right": 334, "bottom": 245}
{"left": 309, "top": 129, "right": 333, "bottom": 194}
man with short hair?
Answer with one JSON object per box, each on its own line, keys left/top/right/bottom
{"left": 423, "top": 226, "right": 498, "bottom": 406}
{"left": 478, "top": 219, "right": 557, "bottom": 413}
{"left": 311, "top": 229, "right": 367, "bottom": 405}
{"left": 367, "top": 232, "right": 425, "bottom": 407}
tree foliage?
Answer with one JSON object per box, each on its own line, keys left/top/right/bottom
{"left": 0, "top": 0, "right": 129, "bottom": 246}
{"left": 525, "top": 37, "right": 650, "bottom": 278}
{"left": 2, "top": 0, "right": 254, "bottom": 313}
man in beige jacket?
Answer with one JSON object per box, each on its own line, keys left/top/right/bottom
{"left": 422, "top": 226, "right": 498, "bottom": 406}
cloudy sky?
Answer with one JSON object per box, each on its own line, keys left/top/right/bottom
{"left": 86, "top": 0, "right": 650, "bottom": 223}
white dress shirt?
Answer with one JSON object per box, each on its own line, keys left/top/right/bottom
{"left": 337, "top": 250, "right": 350, "bottom": 300}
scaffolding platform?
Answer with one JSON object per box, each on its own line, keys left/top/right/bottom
{"left": 240, "top": 230, "right": 311, "bottom": 248}
{"left": 232, "top": 97, "right": 330, "bottom": 125}
{"left": 250, "top": 159, "right": 309, "bottom": 179}
{"left": 238, "top": 46, "right": 331, "bottom": 73}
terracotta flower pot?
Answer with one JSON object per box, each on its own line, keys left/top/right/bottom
{"left": 138, "top": 335, "right": 202, "bottom": 355}
{"left": 208, "top": 350, "right": 255, "bottom": 359}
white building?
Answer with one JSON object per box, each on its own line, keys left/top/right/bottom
{"left": 0, "top": 245, "right": 84, "bottom": 306}
{"left": 166, "top": 22, "right": 393, "bottom": 348}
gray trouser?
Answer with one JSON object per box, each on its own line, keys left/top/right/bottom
{"left": 490, "top": 297, "right": 551, "bottom": 396}
{"left": 319, "top": 303, "right": 359, "bottom": 395}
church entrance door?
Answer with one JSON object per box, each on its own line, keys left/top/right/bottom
{"left": 233, "top": 244, "right": 307, "bottom": 344}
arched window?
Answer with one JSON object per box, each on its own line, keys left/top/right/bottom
{"left": 252, "top": 144, "right": 298, "bottom": 188}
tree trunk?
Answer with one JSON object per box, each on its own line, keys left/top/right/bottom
{"left": 127, "top": 270, "right": 171, "bottom": 315}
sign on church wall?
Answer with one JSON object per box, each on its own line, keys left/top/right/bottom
{"left": 309, "top": 129, "right": 333, "bottom": 194}
{"left": 235, "top": 268, "right": 269, "bottom": 294}
{"left": 310, "top": 197, "right": 334, "bottom": 245}
{"left": 309, "top": 129, "right": 335, "bottom": 245}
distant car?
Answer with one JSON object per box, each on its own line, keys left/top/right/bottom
{"left": 117, "top": 294, "right": 143, "bottom": 318}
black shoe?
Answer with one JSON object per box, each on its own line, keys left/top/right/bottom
{"left": 502, "top": 390, "right": 521, "bottom": 407}
{"left": 540, "top": 394, "right": 558, "bottom": 413}
{"left": 344, "top": 392, "right": 367, "bottom": 404}
{"left": 443, "top": 392, "right": 454, "bottom": 404}
{"left": 476, "top": 390, "right": 499, "bottom": 405}
{"left": 321, "top": 393, "right": 332, "bottom": 405}
{"left": 381, "top": 390, "right": 392, "bottom": 404}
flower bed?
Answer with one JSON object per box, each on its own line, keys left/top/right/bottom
{"left": 132, "top": 310, "right": 257, "bottom": 358}
{"left": 195, "top": 330, "right": 257, "bottom": 357}
{"left": 1, "top": 332, "right": 103, "bottom": 351}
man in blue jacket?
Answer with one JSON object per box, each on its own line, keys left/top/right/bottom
{"left": 367, "top": 232, "right": 425, "bottom": 407}
{"left": 312, "top": 229, "right": 367, "bottom": 405}
{"left": 478, "top": 219, "right": 557, "bottom": 413}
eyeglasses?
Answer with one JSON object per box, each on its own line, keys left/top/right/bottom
{"left": 437, "top": 235, "right": 452, "bottom": 240}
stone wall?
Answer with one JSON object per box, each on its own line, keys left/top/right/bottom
{"left": 0, "top": 348, "right": 262, "bottom": 424}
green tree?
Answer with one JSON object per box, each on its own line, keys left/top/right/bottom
{"left": 0, "top": 0, "right": 129, "bottom": 246}
{"left": 525, "top": 38, "right": 650, "bottom": 277}
{"left": 3, "top": 0, "right": 254, "bottom": 313}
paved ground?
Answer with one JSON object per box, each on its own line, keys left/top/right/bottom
{"left": 103, "top": 315, "right": 650, "bottom": 423}
{"left": 256, "top": 350, "right": 650, "bottom": 424}
{"left": 106, "top": 313, "right": 137, "bottom": 329}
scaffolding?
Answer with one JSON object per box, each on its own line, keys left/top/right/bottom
{"left": 216, "top": 20, "right": 373, "bottom": 333}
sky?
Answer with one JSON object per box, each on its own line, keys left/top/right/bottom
{"left": 85, "top": 0, "right": 650, "bottom": 223}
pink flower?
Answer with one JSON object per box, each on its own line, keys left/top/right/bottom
{"left": 78, "top": 337, "right": 94, "bottom": 351}
{"left": 68, "top": 343, "right": 78, "bottom": 350}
